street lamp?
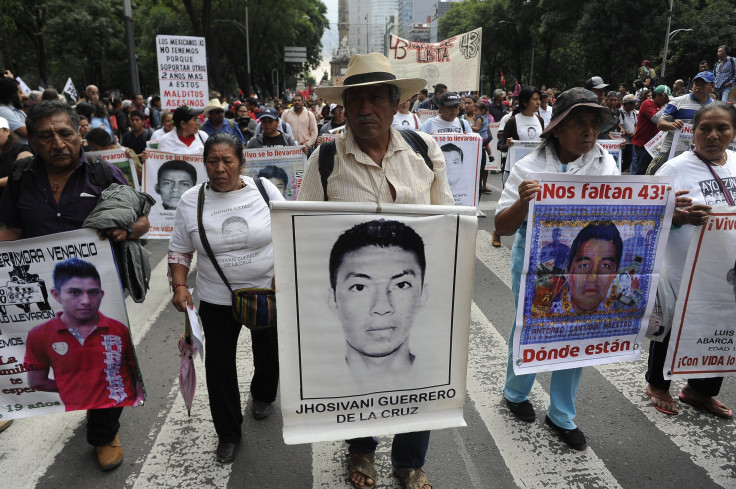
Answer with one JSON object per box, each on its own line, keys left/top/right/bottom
{"left": 661, "top": 27, "right": 693, "bottom": 79}
{"left": 214, "top": 6, "right": 251, "bottom": 96}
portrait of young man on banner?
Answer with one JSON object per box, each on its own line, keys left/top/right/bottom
{"left": 243, "top": 147, "right": 306, "bottom": 201}
{"left": 435, "top": 135, "right": 481, "bottom": 207}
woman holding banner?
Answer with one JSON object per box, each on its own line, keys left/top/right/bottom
{"left": 644, "top": 101, "right": 736, "bottom": 419}
{"left": 168, "top": 133, "right": 285, "bottom": 463}
{"left": 494, "top": 87, "right": 620, "bottom": 450}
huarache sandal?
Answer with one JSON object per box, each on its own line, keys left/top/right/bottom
{"left": 646, "top": 386, "right": 678, "bottom": 415}
{"left": 347, "top": 451, "right": 377, "bottom": 488}
{"left": 393, "top": 466, "right": 432, "bottom": 489}
{"left": 679, "top": 392, "right": 733, "bottom": 419}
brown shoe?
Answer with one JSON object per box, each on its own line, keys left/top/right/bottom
{"left": 492, "top": 230, "right": 502, "bottom": 247}
{"left": 96, "top": 435, "right": 123, "bottom": 471}
{"left": 0, "top": 420, "right": 13, "bottom": 433}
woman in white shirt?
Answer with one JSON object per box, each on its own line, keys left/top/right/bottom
{"left": 157, "top": 105, "right": 209, "bottom": 155}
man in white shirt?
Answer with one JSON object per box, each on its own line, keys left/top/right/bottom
{"left": 537, "top": 92, "right": 552, "bottom": 126}
{"left": 281, "top": 94, "right": 318, "bottom": 148}
{"left": 619, "top": 94, "right": 638, "bottom": 172}
{"left": 419, "top": 92, "right": 472, "bottom": 134}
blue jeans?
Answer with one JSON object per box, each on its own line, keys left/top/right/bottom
{"left": 347, "top": 431, "right": 430, "bottom": 470}
{"left": 502, "top": 226, "right": 583, "bottom": 430}
{"left": 717, "top": 86, "right": 732, "bottom": 102}
{"left": 632, "top": 145, "right": 652, "bottom": 175}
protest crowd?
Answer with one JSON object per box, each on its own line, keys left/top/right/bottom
{"left": 0, "top": 37, "right": 735, "bottom": 489}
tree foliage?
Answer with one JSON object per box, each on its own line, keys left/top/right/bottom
{"left": 0, "top": 0, "right": 328, "bottom": 98}
{"left": 440, "top": 0, "right": 736, "bottom": 93}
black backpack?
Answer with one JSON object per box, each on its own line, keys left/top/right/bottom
{"left": 10, "top": 155, "right": 113, "bottom": 205}
{"left": 317, "top": 129, "right": 433, "bottom": 201}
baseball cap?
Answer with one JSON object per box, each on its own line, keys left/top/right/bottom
{"left": 439, "top": 92, "right": 462, "bottom": 107}
{"left": 584, "top": 76, "right": 609, "bottom": 90}
{"left": 653, "top": 85, "right": 671, "bottom": 95}
{"left": 172, "top": 105, "right": 203, "bottom": 126}
{"left": 693, "top": 71, "right": 716, "bottom": 83}
{"left": 259, "top": 107, "right": 279, "bottom": 120}
{"left": 622, "top": 94, "right": 637, "bottom": 104}
{"left": 0, "top": 116, "right": 9, "bottom": 130}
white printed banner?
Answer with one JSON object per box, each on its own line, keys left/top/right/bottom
{"left": 0, "top": 229, "right": 145, "bottom": 421}
{"left": 143, "top": 150, "right": 207, "bottom": 238}
{"left": 271, "top": 201, "right": 477, "bottom": 444}
{"left": 668, "top": 123, "right": 694, "bottom": 161}
{"left": 487, "top": 122, "right": 502, "bottom": 172}
{"left": 62, "top": 77, "right": 77, "bottom": 102}
{"left": 432, "top": 133, "right": 481, "bottom": 207}
{"left": 645, "top": 131, "right": 666, "bottom": 157}
{"left": 506, "top": 140, "right": 541, "bottom": 173}
{"left": 513, "top": 175, "right": 675, "bottom": 374}
{"left": 598, "top": 139, "right": 624, "bottom": 170}
{"left": 387, "top": 28, "right": 482, "bottom": 92}
{"left": 244, "top": 147, "right": 307, "bottom": 201}
{"left": 416, "top": 109, "right": 438, "bottom": 124}
{"left": 664, "top": 207, "right": 736, "bottom": 379}
{"left": 156, "top": 35, "right": 208, "bottom": 111}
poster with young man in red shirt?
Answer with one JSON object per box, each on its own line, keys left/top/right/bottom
{"left": 0, "top": 229, "right": 145, "bottom": 420}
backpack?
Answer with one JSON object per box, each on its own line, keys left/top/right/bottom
{"left": 10, "top": 154, "right": 113, "bottom": 206}
{"left": 317, "top": 129, "right": 433, "bottom": 201}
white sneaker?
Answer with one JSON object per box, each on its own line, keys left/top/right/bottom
{"left": 476, "top": 209, "right": 487, "bottom": 218}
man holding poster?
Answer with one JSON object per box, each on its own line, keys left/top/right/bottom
{"left": 0, "top": 100, "right": 150, "bottom": 471}
{"left": 494, "top": 88, "right": 621, "bottom": 451}
{"left": 300, "top": 52, "right": 453, "bottom": 489}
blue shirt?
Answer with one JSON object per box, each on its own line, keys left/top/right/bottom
{"left": 659, "top": 93, "right": 712, "bottom": 154}
{"left": 201, "top": 118, "right": 246, "bottom": 144}
{"left": 714, "top": 57, "right": 736, "bottom": 89}
{"left": 0, "top": 104, "right": 27, "bottom": 144}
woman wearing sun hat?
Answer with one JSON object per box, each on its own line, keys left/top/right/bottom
{"left": 495, "top": 87, "right": 620, "bottom": 451}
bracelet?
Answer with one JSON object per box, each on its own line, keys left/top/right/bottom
{"left": 172, "top": 283, "right": 188, "bottom": 291}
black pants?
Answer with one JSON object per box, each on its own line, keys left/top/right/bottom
{"left": 646, "top": 331, "right": 723, "bottom": 397}
{"left": 87, "top": 407, "right": 123, "bottom": 446}
{"left": 199, "top": 301, "right": 279, "bottom": 443}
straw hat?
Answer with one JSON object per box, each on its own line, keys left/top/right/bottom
{"left": 203, "top": 98, "right": 227, "bottom": 115}
{"left": 315, "top": 52, "right": 427, "bottom": 104}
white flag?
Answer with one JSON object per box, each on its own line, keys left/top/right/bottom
{"left": 15, "top": 77, "right": 31, "bottom": 94}
{"left": 63, "top": 77, "right": 78, "bottom": 101}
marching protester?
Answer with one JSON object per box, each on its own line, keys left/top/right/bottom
{"left": 299, "top": 52, "right": 453, "bottom": 489}
{"left": 630, "top": 85, "right": 670, "bottom": 175}
{"left": 169, "top": 133, "right": 285, "bottom": 463}
{"left": 648, "top": 71, "right": 715, "bottom": 175}
{"left": 418, "top": 83, "right": 447, "bottom": 110}
{"left": 0, "top": 77, "right": 28, "bottom": 144}
{"left": 392, "top": 98, "right": 421, "bottom": 131}
{"left": 150, "top": 110, "right": 174, "bottom": 142}
{"left": 120, "top": 110, "right": 153, "bottom": 160}
{"left": 645, "top": 101, "right": 735, "bottom": 419}
{"left": 320, "top": 104, "right": 348, "bottom": 134}
{"left": 0, "top": 100, "right": 150, "bottom": 469}
{"left": 157, "top": 105, "right": 209, "bottom": 155}
{"left": 281, "top": 94, "right": 318, "bottom": 151}
{"left": 246, "top": 106, "right": 299, "bottom": 149}
{"left": 495, "top": 88, "right": 620, "bottom": 450}
{"left": 201, "top": 98, "right": 246, "bottom": 144}
{"left": 0, "top": 115, "right": 32, "bottom": 201}
{"left": 619, "top": 94, "right": 638, "bottom": 172}
{"left": 419, "top": 92, "right": 472, "bottom": 134}
{"left": 714, "top": 45, "right": 736, "bottom": 102}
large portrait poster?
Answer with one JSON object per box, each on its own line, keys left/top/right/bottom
{"left": 243, "top": 147, "right": 307, "bottom": 201}
{"left": 387, "top": 28, "right": 482, "bottom": 92}
{"left": 87, "top": 148, "right": 139, "bottom": 190}
{"left": 144, "top": 150, "right": 207, "bottom": 239}
{"left": 513, "top": 175, "right": 675, "bottom": 374}
{"left": 271, "top": 202, "right": 477, "bottom": 444}
{"left": 487, "top": 122, "right": 502, "bottom": 172}
{"left": 664, "top": 207, "right": 736, "bottom": 379}
{"left": 432, "top": 133, "right": 481, "bottom": 206}
{"left": 0, "top": 229, "right": 145, "bottom": 421}
{"left": 668, "top": 123, "right": 694, "bottom": 161}
{"left": 156, "top": 35, "right": 208, "bottom": 111}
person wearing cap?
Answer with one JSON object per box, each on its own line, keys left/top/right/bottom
{"left": 319, "top": 104, "right": 347, "bottom": 135}
{"left": 419, "top": 92, "right": 472, "bottom": 134}
{"left": 638, "top": 60, "right": 655, "bottom": 81}
{"left": 619, "top": 94, "right": 638, "bottom": 172}
{"left": 0, "top": 115, "right": 32, "bottom": 202}
{"left": 714, "top": 45, "right": 736, "bottom": 102}
{"left": 495, "top": 87, "right": 620, "bottom": 451}
{"left": 418, "top": 83, "right": 448, "bottom": 110}
{"left": 200, "top": 98, "right": 246, "bottom": 144}
{"left": 157, "top": 105, "right": 209, "bottom": 155}
{"left": 298, "top": 51, "right": 453, "bottom": 489}
{"left": 584, "top": 76, "right": 609, "bottom": 104}
{"left": 538, "top": 91, "right": 552, "bottom": 126}
{"left": 647, "top": 71, "right": 715, "bottom": 174}
{"left": 246, "top": 107, "right": 298, "bottom": 149}
{"left": 630, "top": 85, "right": 670, "bottom": 175}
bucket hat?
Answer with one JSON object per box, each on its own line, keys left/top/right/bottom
{"left": 542, "top": 87, "right": 618, "bottom": 135}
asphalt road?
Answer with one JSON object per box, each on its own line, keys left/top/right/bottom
{"left": 1, "top": 172, "right": 734, "bottom": 489}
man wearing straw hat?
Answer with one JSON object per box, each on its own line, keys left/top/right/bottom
{"left": 298, "top": 52, "right": 453, "bottom": 489}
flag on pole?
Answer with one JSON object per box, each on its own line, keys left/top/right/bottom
{"left": 500, "top": 69, "right": 506, "bottom": 88}
{"left": 63, "top": 77, "right": 78, "bottom": 101}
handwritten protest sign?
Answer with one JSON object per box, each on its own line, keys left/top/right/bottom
{"left": 387, "top": 28, "right": 482, "bottom": 92}
{"left": 0, "top": 229, "right": 145, "bottom": 420}
{"left": 156, "top": 35, "right": 208, "bottom": 111}
{"left": 513, "top": 175, "right": 675, "bottom": 374}
{"left": 143, "top": 150, "right": 207, "bottom": 238}
{"left": 271, "top": 201, "right": 477, "bottom": 444}
{"left": 244, "top": 147, "right": 306, "bottom": 201}
{"left": 664, "top": 207, "right": 736, "bottom": 379}
{"left": 431, "top": 133, "right": 481, "bottom": 206}
{"left": 87, "top": 148, "right": 139, "bottom": 190}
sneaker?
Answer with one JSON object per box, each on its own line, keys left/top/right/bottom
{"left": 253, "top": 400, "right": 273, "bottom": 420}
{"left": 491, "top": 230, "right": 502, "bottom": 247}
{"left": 545, "top": 415, "right": 587, "bottom": 450}
{"left": 0, "top": 420, "right": 13, "bottom": 433}
{"left": 476, "top": 209, "right": 487, "bottom": 218}
{"left": 96, "top": 435, "right": 123, "bottom": 471}
{"left": 505, "top": 398, "right": 536, "bottom": 422}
